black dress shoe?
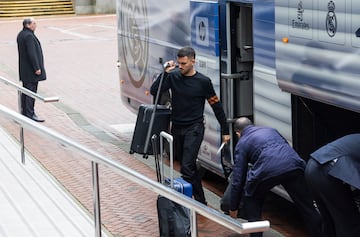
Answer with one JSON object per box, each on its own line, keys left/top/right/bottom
{"left": 31, "top": 115, "right": 45, "bottom": 122}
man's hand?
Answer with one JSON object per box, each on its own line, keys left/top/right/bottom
{"left": 222, "top": 134, "right": 231, "bottom": 144}
{"left": 229, "top": 210, "right": 238, "bottom": 219}
{"left": 35, "top": 69, "right": 41, "bottom": 75}
{"left": 164, "top": 60, "right": 177, "bottom": 73}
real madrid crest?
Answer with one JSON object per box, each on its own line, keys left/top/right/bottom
{"left": 326, "top": 0, "right": 337, "bottom": 37}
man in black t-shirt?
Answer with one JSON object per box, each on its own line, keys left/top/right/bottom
{"left": 150, "top": 46, "right": 230, "bottom": 204}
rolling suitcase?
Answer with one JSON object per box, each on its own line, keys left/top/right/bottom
{"left": 157, "top": 196, "right": 191, "bottom": 237}
{"left": 164, "top": 177, "right": 193, "bottom": 198}
{"left": 129, "top": 104, "right": 170, "bottom": 156}
{"left": 154, "top": 132, "right": 192, "bottom": 237}
{"left": 130, "top": 68, "right": 170, "bottom": 158}
{"left": 157, "top": 132, "right": 192, "bottom": 197}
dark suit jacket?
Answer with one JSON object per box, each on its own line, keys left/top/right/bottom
{"left": 310, "top": 134, "right": 360, "bottom": 190}
{"left": 17, "top": 28, "right": 46, "bottom": 83}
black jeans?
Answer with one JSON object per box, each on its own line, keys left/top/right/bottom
{"left": 21, "top": 81, "right": 38, "bottom": 117}
{"left": 243, "top": 170, "right": 322, "bottom": 237}
{"left": 305, "top": 158, "right": 360, "bottom": 237}
{"left": 171, "top": 122, "right": 206, "bottom": 204}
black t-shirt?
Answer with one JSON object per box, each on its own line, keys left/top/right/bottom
{"left": 150, "top": 69, "right": 229, "bottom": 135}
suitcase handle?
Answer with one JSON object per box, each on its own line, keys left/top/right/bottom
{"left": 160, "top": 131, "right": 174, "bottom": 188}
{"left": 151, "top": 134, "right": 162, "bottom": 183}
{"left": 143, "top": 69, "right": 167, "bottom": 155}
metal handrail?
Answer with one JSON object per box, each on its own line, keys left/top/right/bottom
{"left": 0, "top": 104, "right": 270, "bottom": 236}
{"left": 0, "top": 76, "right": 59, "bottom": 163}
{"left": 0, "top": 76, "right": 59, "bottom": 103}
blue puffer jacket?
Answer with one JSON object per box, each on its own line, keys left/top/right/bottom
{"left": 230, "top": 125, "right": 305, "bottom": 211}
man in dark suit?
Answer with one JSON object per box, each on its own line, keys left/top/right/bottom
{"left": 305, "top": 134, "right": 360, "bottom": 237}
{"left": 17, "top": 17, "right": 46, "bottom": 122}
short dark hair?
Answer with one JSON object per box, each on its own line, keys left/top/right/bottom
{"left": 22, "top": 18, "right": 33, "bottom": 27}
{"left": 177, "top": 46, "right": 195, "bottom": 59}
{"left": 234, "top": 117, "right": 252, "bottom": 133}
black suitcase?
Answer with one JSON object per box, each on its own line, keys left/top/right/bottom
{"left": 129, "top": 104, "right": 170, "bottom": 157}
{"left": 157, "top": 196, "right": 191, "bottom": 237}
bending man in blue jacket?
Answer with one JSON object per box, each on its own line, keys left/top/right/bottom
{"left": 305, "top": 134, "right": 360, "bottom": 237}
{"left": 229, "top": 117, "right": 322, "bottom": 237}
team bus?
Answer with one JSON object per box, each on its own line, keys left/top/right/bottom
{"left": 116, "top": 0, "right": 360, "bottom": 182}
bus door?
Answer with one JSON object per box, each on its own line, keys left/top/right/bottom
{"left": 189, "top": 0, "right": 254, "bottom": 177}
{"left": 190, "top": 0, "right": 236, "bottom": 177}
{"left": 221, "top": 1, "right": 254, "bottom": 170}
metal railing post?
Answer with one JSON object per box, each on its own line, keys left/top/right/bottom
{"left": 0, "top": 75, "right": 59, "bottom": 164}
{"left": 92, "top": 161, "right": 102, "bottom": 237}
{"left": 17, "top": 90, "right": 25, "bottom": 164}
{"left": 191, "top": 209, "right": 197, "bottom": 237}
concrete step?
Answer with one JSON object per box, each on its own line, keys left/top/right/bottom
{"left": 0, "top": 0, "right": 74, "bottom": 17}
{"left": 0, "top": 126, "right": 110, "bottom": 236}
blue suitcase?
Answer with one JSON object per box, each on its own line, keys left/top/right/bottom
{"left": 159, "top": 132, "right": 192, "bottom": 197}
{"left": 165, "top": 177, "right": 192, "bottom": 198}
{"left": 156, "top": 132, "right": 192, "bottom": 237}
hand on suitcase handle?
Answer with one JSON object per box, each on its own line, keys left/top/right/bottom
{"left": 163, "top": 60, "right": 177, "bottom": 73}
{"left": 230, "top": 210, "right": 238, "bottom": 219}
{"left": 222, "top": 134, "right": 231, "bottom": 144}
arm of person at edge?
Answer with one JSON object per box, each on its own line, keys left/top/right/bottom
{"left": 229, "top": 142, "right": 248, "bottom": 218}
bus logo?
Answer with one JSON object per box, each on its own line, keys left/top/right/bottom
{"left": 199, "top": 20, "right": 206, "bottom": 41}
{"left": 297, "top": 1, "right": 304, "bottom": 22}
{"left": 291, "top": 1, "right": 310, "bottom": 30}
{"left": 195, "top": 16, "right": 209, "bottom": 46}
{"left": 118, "top": 0, "right": 149, "bottom": 88}
{"left": 326, "top": 0, "right": 337, "bottom": 37}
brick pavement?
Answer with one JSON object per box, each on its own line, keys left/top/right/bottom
{"left": 0, "top": 15, "right": 284, "bottom": 237}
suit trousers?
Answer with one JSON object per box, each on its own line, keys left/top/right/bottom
{"left": 21, "top": 81, "right": 38, "bottom": 117}
{"left": 171, "top": 122, "right": 206, "bottom": 204}
{"left": 243, "top": 170, "right": 322, "bottom": 237}
{"left": 305, "top": 158, "right": 360, "bottom": 237}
